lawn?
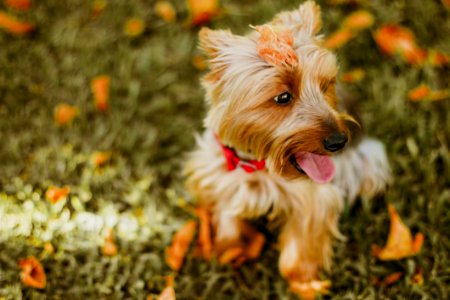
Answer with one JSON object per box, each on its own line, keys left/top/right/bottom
{"left": 0, "top": 0, "right": 449, "bottom": 299}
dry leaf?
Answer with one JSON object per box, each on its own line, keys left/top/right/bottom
{"left": 154, "top": 1, "right": 176, "bottom": 23}
{"left": 342, "top": 10, "right": 374, "bottom": 31}
{"left": 383, "top": 272, "right": 403, "bottom": 285}
{"left": 289, "top": 280, "right": 331, "bottom": 300}
{"left": 374, "top": 204, "right": 424, "bottom": 260}
{"left": 91, "top": 151, "right": 111, "bottom": 167}
{"left": 102, "top": 228, "right": 118, "bottom": 256}
{"left": 91, "top": 75, "right": 110, "bottom": 111}
{"left": 54, "top": 103, "right": 79, "bottom": 125}
{"left": 324, "top": 28, "right": 355, "bottom": 49}
{"left": 408, "top": 84, "right": 449, "bottom": 102}
{"left": 5, "top": 0, "right": 31, "bottom": 10}
{"left": 92, "top": 0, "right": 107, "bottom": 18}
{"left": 194, "top": 207, "right": 213, "bottom": 260}
{"left": 186, "top": 0, "right": 219, "bottom": 26}
{"left": 18, "top": 256, "right": 46, "bottom": 289}
{"left": 124, "top": 17, "right": 145, "bottom": 37}
{"left": 166, "top": 220, "right": 197, "bottom": 271}
{"left": 255, "top": 24, "right": 298, "bottom": 67}
{"left": 341, "top": 68, "right": 365, "bottom": 83}
{"left": 0, "top": 11, "right": 34, "bottom": 35}
{"left": 411, "top": 268, "right": 424, "bottom": 286}
{"left": 374, "top": 25, "right": 427, "bottom": 65}
{"left": 45, "top": 186, "right": 70, "bottom": 204}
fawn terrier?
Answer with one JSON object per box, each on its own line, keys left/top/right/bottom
{"left": 185, "top": 0, "right": 390, "bottom": 289}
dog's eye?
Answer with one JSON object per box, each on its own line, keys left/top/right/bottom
{"left": 274, "top": 92, "right": 292, "bottom": 105}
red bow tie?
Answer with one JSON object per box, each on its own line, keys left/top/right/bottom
{"left": 216, "top": 136, "right": 266, "bottom": 173}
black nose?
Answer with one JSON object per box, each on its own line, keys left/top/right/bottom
{"left": 323, "top": 132, "right": 348, "bottom": 152}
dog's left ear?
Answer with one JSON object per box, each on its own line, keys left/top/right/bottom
{"left": 272, "top": 1, "right": 322, "bottom": 41}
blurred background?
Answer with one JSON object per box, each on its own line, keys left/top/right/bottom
{"left": 0, "top": 0, "right": 449, "bottom": 299}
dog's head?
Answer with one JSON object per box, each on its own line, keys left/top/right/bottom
{"left": 200, "top": 1, "right": 354, "bottom": 183}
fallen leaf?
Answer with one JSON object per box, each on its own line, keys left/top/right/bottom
{"left": 324, "top": 28, "right": 355, "bottom": 49}
{"left": 194, "top": 207, "right": 213, "bottom": 260}
{"left": 341, "top": 68, "right": 365, "bottom": 83}
{"left": 166, "top": 220, "right": 197, "bottom": 271}
{"left": 91, "top": 151, "right": 111, "bottom": 167}
{"left": 408, "top": 84, "right": 449, "bottom": 102}
{"left": 374, "top": 25, "right": 427, "bottom": 65}
{"left": 289, "top": 280, "right": 331, "bottom": 300}
{"left": 154, "top": 1, "right": 176, "bottom": 23}
{"left": 186, "top": 0, "right": 219, "bottom": 26}
{"left": 5, "top": 0, "right": 31, "bottom": 10}
{"left": 383, "top": 272, "right": 403, "bottom": 285}
{"left": 45, "top": 186, "right": 70, "bottom": 204}
{"left": 124, "top": 17, "right": 145, "bottom": 37}
{"left": 18, "top": 256, "right": 46, "bottom": 289}
{"left": 411, "top": 268, "right": 423, "bottom": 286}
{"left": 0, "top": 11, "right": 34, "bottom": 35}
{"left": 342, "top": 10, "right": 374, "bottom": 31}
{"left": 92, "top": 0, "right": 107, "bottom": 18}
{"left": 374, "top": 204, "right": 424, "bottom": 260}
{"left": 54, "top": 103, "right": 79, "bottom": 125}
{"left": 102, "top": 228, "right": 118, "bottom": 256}
{"left": 255, "top": 24, "right": 298, "bottom": 67}
{"left": 91, "top": 75, "right": 110, "bottom": 111}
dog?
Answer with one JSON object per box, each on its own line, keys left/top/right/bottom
{"left": 184, "top": 0, "right": 390, "bottom": 292}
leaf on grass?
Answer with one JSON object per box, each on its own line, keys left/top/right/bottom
{"left": 0, "top": 11, "right": 34, "bottom": 35}
{"left": 324, "top": 28, "right": 354, "bottom": 49}
{"left": 5, "top": 0, "right": 31, "bottom": 10}
{"left": 166, "top": 220, "right": 197, "bottom": 271}
{"left": 194, "top": 207, "right": 213, "bottom": 260}
{"left": 91, "top": 151, "right": 111, "bottom": 167}
{"left": 54, "top": 103, "right": 79, "bottom": 126}
{"left": 411, "top": 268, "right": 423, "bottom": 286}
{"left": 45, "top": 186, "right": 70, "bottom": 204}
{"left": 186, "top": 0, "right": 220, "bottom": 26}
{"left": 408, "top": 84, "right": 449, "bottom": 101}
{"left": 384, "top": 272, "right": 403, "bottom": 285}
{"left": 255, "top": 24, "right": 298, "bottom": 67}
{"left": 374, "top": 204, "right": 424, "bottom": 260}
{"left": 124, "top": 17, "right": 145, "bottom": 37}
{"left": 342, "top": 10, "right": 374, "bottom": 31}
{"left": 154, "top": 1, "right": 176, "bottom": 23}
{"left": 341, "top": 68, "right": 365, "bottom": 83}
{"left": 18, "top": 256, "right": 46, "bottom": 289}
{"left": 91, "top": 75, "right": 110, "bottom": 111}
{"left": 289, "top": 280, "right": 331, "bottom": 300}
{"left": 102, "top": 228, "right": 118, "bottom": 256}
{"left": 374, "top": 25, "right": 427, "bottom": 65}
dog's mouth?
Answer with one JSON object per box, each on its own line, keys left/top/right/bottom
{"left": 289, "top": 151, "right": 335, "bottom": 184}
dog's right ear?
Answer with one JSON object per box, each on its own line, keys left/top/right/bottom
{"left": 199, "top": 27, "right": 237, "bottom": 59}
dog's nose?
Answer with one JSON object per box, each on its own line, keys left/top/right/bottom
{"left": 323, "top": 132, "right": 348, "bottom": 152}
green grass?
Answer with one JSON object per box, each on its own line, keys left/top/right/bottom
{"left": 0, "top": 0, "right": 449, "bottom": 299}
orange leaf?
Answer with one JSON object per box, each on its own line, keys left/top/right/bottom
{"left": 45, "top": 186, "right": 70, "bottom": 204}
{"left": 154, "top": 1, "right": 176, "bottom": 23}
{"left": 383, "top": 272, "right": 403, "bottom": 285}
{"left": 411, "top": 268, "right": 424, "bottom": 286}
{"left": 102, "top": 228, "right": 118, "bottom": 256}
{"left": 186, "top": 0, "right": 219, "bottom": 26}
{"left": 91, "top": 75, "right": 110, "bottom": 111}
{"left": 218, "top": 247, "right": 243, "bottom": 265}
{"left": 124, "top": 17, "right": 145, "bottom": 37}
{"left": 18, "top": 256, "right": 46, "bottom": 289}
{"left": 343, "top": 10, "right": 374, "bottom": 31}
{"left": 374, "top": 25, "right": 427, "bottom": 65}
{"left": 375, "top": 204, "right": 424, "bottom": 260}
{"left": 91, "top": 151, "right": 111, "bottom": 167}
{"left": 54, "top": 103, "right": 79, "bottom": 125}
{"left": 194, "top": 207, "right": 213, "bottom": 260}
{"left": 408, "top": 84, "right": 449, "bottom": 102}
{"left": 255, "top": 24, "right": 298, "bottom": 67}
{"left": 5, "top": 0, "right": 31, "bottom": 10}
{"left": 289, "top": 280, "right": 331, "bottom": 300}
{"left": 324, "top": 28, "right": 355, "bottom": 49}
{"left": 92, "top": 0, "right": 107, "bottom": 18}
{"left": 341, "top": 68, "right": 365, "bottom": 83}
{"left": 0, "top": 11, "right": 34, "bottom": 35}
{"left": 428, "top": 50, "right": 449, "bottom": 66}
{"left": 165, "top": 220, "right": 197, "bottom": 271}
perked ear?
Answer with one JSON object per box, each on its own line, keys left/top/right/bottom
{"left": 272, "top": 1, "right": 322, "bottom": 40}
{"left": 198, "top": 27, "right": 238, "bottom": 59}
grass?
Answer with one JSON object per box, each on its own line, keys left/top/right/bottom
{"left": 0, "top": 0, "right": 449, "bottom": 299}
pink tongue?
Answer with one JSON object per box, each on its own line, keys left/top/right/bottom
{"left": 295, "top": 151, "right": 335, "bottom": 184}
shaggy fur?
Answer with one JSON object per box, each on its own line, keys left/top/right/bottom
{"left": 185, "top": 0, "right": 390, "bottom": 286}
